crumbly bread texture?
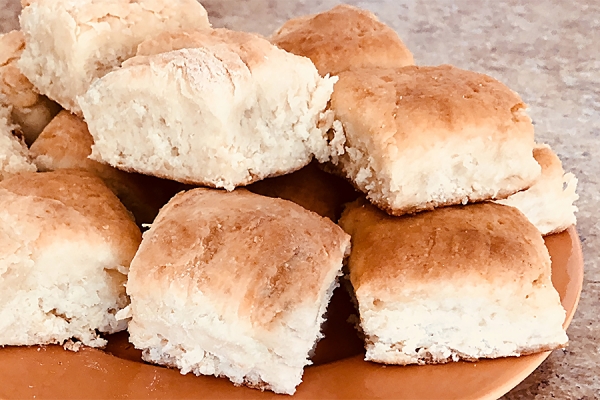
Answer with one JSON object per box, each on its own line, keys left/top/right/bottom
{"left": 81, "top": 29, "right": 342, "bottom": 190}
{"left": 0, "top": 104, "right": 36, "bottom": 180}
{"left": 329, "top": 65, "right": 541, "bottom": 216}
{"left": 121, "top": 188, "right": 351, "bottom": 394}
{"left": 18, "top": 0, "right": 210, "bottom": 114}
{"left": 496, "top": 144, "right": 578, "bottom": 235}
{"left": 0, "top": 30, "right": 60, "bottom": 144}
{"left": 339, "top": 199, "right": 568, "bottom": 365}
{"left": 247, "top": 161, "right": 359, "bottom": 221}
{"left": 0, "top": 169, "right": 141, "bottom": 348}
{"left": 270, "top": 4, "right": 414, "bottom": 76}
{"left": 29, "top": 110, "right": 179, "bottom": 225}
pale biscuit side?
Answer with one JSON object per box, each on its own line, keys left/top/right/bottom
{"left": 0, "top": 104, "right": 36, "bottom": 181}
{"left": 497, "top": 143, "right": 578, "bottom": 235}
{"left": 0, "top": 30, "right": 60, "bottom": 144}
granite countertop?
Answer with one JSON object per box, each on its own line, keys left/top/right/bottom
{"left": 1, "top": 0, "right": 598, "bottom": 398}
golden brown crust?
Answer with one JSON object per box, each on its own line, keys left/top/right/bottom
{"left": 30, "top": 111, "right": 181, "bottom": 225}
{"left": 332, "top": 65, "right": 533, "bottom": 149}
{"left": 30, "top": 111, "right": 95, "bottom": 169}
{"left": 130, "top": 188, "right": 350, "bottom": 328}
{"left": 271, "top": 4, "right": 414, "bottom": 76}
{"left": 247, "top": 162, "right": 359, "bottom": 221}
{"left": 339, "top": 199, "right": 549, "bottom": 295}
{"left": 135, "top": 28, "right": 273, "bottom": 70}
{"left": 0, "top": 169, "right": 141, "bottom": 257}
{"left": 534, "top": 143, "right": 563, "bottom": 178}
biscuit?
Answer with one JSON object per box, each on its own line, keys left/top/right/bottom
{"left": 339, "top": 199, "right": 568, "bottom": 365}
{"left": 271, "top": 4, "right": 414, "bottom": 76}
{"left": 247, "top": 161, "right": 359, "bottom": 221}
{"left": 0, "top": 30, "right": 60, "bottom": 144}
{"left": 0, "top": 104, "right": 36, "bottom": 181}
{"left": 330, "top": 65, "right": 541, "bottom": 215}
{"left": 80, "top": 29, "right": 342, "bottom": 190}
{"left": 497, "top": 143, "right": 578, "bottom": 235}
{"left": 30, "top": 111, "right": 180, "bottom": 225}
{"left": 18, "top": 0, "right": 210, "bottom": 114}
{"left": 121, "top": 188, "right": 351, "bottom": 394}
{"left": 0, "top": 169, "right": 141, "bottom": 348}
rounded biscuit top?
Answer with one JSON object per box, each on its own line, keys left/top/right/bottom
{"left": 339, "top": 199, "right": 550, "bottom": 298}
{"left": 333, "top": 65, "right": 534, "bottom": 148}
{"left": 134, "top": 28, "right": 294, "bottom": 73}
{"left": 0, "top": 169, "right": 141, "bottom": 258}
{"left": 129, "top": 188, "right": 351, "bottom": 328}
{"left": 125, "top": 28, "right": 317, "bottom": 102}
{"left": 533, "top": 143, "right": 564, "bottom": 178}
{"left": 271, "top": 4, "right": 414, "bottom": 76}
{"left": 29, "top": 110, "right": 97, "bottom": 171}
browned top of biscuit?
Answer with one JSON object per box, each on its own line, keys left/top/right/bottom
{"left": 30, "top": 111, "right": 96, "bottom": 170}
{"left": 332, "top": 65, "right": 534, "bottom": 149}
{"left": 135, "top": 28, "right": 274, "bottom": 71}
{"left": 247, "top": 162, "right": 359, "bottom": 221}
{"left": 271, "top": 4, "right": 414, "bottom": 76}
{"left": 129, "top": 188, "right": 350, "bottom": 327}
{"left": 0, "top": 169, "right": 141, "bottom": 257}
{"left": 339, "top": 199, "right": 549, "bottom": 298}
{"left": 534, "top": 143, "right": 564, "bottom": 178}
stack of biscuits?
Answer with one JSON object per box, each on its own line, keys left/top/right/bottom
{"left": 0, "top": 1, "right": 579, "bottom": 396}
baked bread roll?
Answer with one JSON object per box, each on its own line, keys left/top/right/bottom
{"left": 0, "top": 104, "right": 36, "bottom": 180}
{"left": 18, "top": 0, "right": 210, "bottom": 114}
{"left": 29, "top": 110, "right": 180, "bottom": 225}
{"left": 247, "top": 161, "right": 359, "bottom": 221}
{"left": 0, "top": 30, "right": 60, "bottom": 144}
{"left": 121, "top": 188, "right": 351, "bottom": 394}
{"left": 330, "top": 65, "right": 541, "bottom": 215}
{"left": 496, "top": 143, "right": 578, "bottom": 235}
{"left": 339, "top": 199, "right": 568, "bottom": 365}
{"left": 271, "top": 4, "right": 414, "bottom": 76}
{"left": 0, "top": 169, "right": 141, "bottom": 348}
{"left": 80, "top": 29, "right": 342, "bottom": 190}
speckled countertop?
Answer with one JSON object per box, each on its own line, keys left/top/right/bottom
{"left": 1, "top": 0, "right": 598, "bottom": 398}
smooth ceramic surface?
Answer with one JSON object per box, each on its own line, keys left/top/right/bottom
{"left": 0, "top": 227, "right": 583, "bottom": 400}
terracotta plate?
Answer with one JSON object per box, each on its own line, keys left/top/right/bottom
{"left": 0, "top": 226, "right": 583, "bottom": 400}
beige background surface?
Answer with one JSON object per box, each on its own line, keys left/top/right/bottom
{"left": 1, "top": 0, "right": 598, "bottom": 398}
